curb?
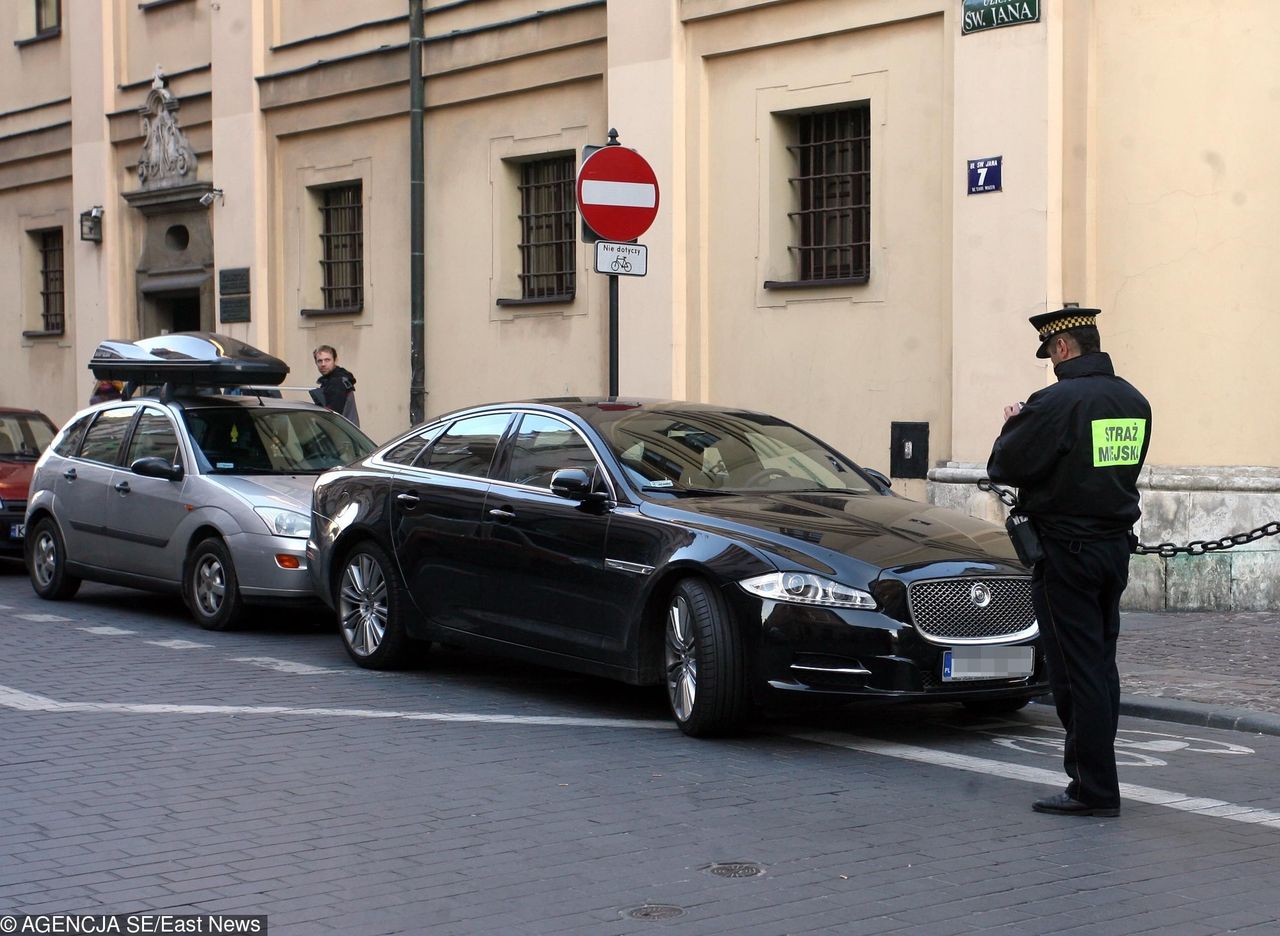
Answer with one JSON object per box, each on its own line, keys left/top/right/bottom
{"left": 1118, "top": 694, "right": 1280, "bottom": 737}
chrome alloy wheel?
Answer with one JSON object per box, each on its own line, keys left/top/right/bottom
{"left": 339, "top": 553, "right": 388, "bottom": 657}
{"left": 192, "top": 553, "right": 227, "bottom": 616}
{"left": 31, "top": 528, "right": 58, "bottom": 589}
{"left": 665, "top": 594, "right": 697, "bottom": 722}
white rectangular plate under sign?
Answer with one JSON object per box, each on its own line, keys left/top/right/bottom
{"left": 942, "top": 646, "right": 1034, "bottom": 681}
{"left": 595, "top": 241, "right": 647, "bottom": 277}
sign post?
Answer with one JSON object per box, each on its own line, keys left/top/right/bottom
{"left": 576, "top": 129, "right": 660, "bottom": 396}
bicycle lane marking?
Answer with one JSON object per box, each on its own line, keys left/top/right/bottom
{"left": 790, "top": 730, "right": 1280, "bottom": 830}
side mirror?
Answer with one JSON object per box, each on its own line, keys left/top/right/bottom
{"left": 863, "top": 467, "right": 892, "bottom": 490}
{"left": 131, "top": 456, "right": 184, "bottom": 482}
{"left": 550, "top": 468, "right": 609, "bottom": 505}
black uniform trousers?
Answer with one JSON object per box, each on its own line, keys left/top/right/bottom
{"left": 1031, "top": 534, "right": 1131, "bottom": 809}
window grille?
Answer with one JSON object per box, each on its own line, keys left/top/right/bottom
{"left": 518, "top": 156, "right": 576, "bottom": 300}
{"left": 39, "top": 229, "right": 64, "bottom": 333}
{"left": 320, "top": 183, "right": 363, "bottom": 311}
{"left": 36, "top": 0, "right": 60, "bottom": 34}
{"left": 787, "top": 106, "right": 870, "bottom": 283}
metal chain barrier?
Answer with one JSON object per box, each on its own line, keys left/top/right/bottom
{"left": 975, "top": 479, "right": 1280, "bottom": 557}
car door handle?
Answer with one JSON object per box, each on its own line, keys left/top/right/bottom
{"left": 488, "top": 507, "right": 515, "bottom": 521}
{"left": 63, "top": 468, "right": 77, "bottom": 481}
{"left": 114, "top": 480, "right": 131, "bottom": 494}
{"left": 395, "top": 492, "right": 420, "bottom": 508}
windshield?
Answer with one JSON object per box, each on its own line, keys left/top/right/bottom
{"left": 182, "top": 406, "right": 375, "bottom": 475}
{"left": 600, "top": 409, "right": 876, "bottom": 494}
{"left": 0, "top": 413, "right": 56, "bottom": 460}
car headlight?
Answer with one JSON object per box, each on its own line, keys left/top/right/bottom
{"left": 254, "top": 507, "right": 311, "bottom": 539}
{"left": 739, "top": 572, "right": 877, "bottom": 610}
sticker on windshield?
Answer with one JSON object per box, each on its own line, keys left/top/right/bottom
{"left": 1091, "top": 418, "right": 1146, "bottom": 467}
{"left": 216, "top": 462, "right": 235, "bottom": 469}
{"left": 645, "top": 479, "right": 674, "bottom": 488}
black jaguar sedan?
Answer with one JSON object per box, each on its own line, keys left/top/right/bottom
{"left": 308, "top": 399, "right": 1048, "bottom": 736}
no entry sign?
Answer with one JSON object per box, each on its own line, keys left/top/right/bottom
{"left": 576, "top": 145, "right": 659, "bottom": 243}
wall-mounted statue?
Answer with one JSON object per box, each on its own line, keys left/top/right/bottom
{"left": 136, "top": 65, "right": 198, "bottom": 188}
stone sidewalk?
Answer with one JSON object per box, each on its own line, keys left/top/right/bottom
{"left": 1115, "top": 610, "right": 1280, "bottom": 735}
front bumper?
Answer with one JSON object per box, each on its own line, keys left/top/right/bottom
{"left": 226, "top": 530, "right": 315, "bottom": 600}
{"left": 734, "top": 589, "right": 1050, "bottom": 705}
{"left": 0, "top": 502, "right": 26, "bottom": 554}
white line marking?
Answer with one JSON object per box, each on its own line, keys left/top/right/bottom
{"left": 0, "top": 683, "right": 673, "bottom": 729}
{"left": 0, "top": 680, "right": 1273, "bottom": 829}
{"left": 147, "top": 639, "right": 212, "bottom": 650}
{"left": 16, "top": 613, "right": 73, "bottom": 622}
{"left": 794, "top": 731, "right": 1280, "bottom": 830}
{"left": 580, "top": 180, "right": 656, "bottom": 208}
{"left": 231, "top": 657, "right": 341, "bottom": 676}
{"left": 80, "top": 626, "right": 137, "bottom": 636}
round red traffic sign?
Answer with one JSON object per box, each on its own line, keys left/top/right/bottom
{"left": 576, "top": 146, "right": 660, "bottom": 243}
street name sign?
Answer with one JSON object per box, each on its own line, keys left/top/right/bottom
{"left": 594, "top": 241, "right": 647, "bottom": 277}
{"left": 576, "top": 146, "right": 659, "bottom": 243}
{"left": 962, "top": 0, "right": 1039, "bottom": 35}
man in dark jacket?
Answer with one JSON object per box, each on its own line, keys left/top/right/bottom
{"left": 311, "top": 344, "right": 360, "bottom": 426}
{"left": 987, "top": 308, "right": 1151, "bottom": 818}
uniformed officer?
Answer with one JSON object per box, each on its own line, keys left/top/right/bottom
{"left": 987, "top": 308, "right": 1152, "bottom": 817}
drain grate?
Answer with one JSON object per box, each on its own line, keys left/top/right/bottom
{"left": 622, "top": 905, "right": 686, "bottom": 921}
{"left": 705, "top": 861, "right": 764, "bottom": 878}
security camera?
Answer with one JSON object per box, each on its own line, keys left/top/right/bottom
{"left": 89, "top": 206, "right": 104, "bottom": 219}
{"left": 199, "top": 192, "right": 215, "bottom": 207}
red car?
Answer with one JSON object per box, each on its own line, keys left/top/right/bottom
{"left": 0, "top": 408, "right": 58, "bottom": 555}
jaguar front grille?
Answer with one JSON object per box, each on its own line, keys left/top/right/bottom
{"left": 906, "top": 576, "right": 1036, "bottom": 645}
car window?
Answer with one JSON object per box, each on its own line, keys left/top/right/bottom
{"left": 0, "top": 413, "right": 56, "bottom": 458}
{"left": 78, "top": 407, "right": 139, "bottom": 465}
{"left": 501, "top": 413, "right": 600, "bottom": 490}
{"left": 53, "top": 414, "right": 93, "bottom": 458}
{"left": 604, "top": 409, "right": 876, "bottom": 494}
{"left": 126, "top": 409, "right": 181, "bottom": 466}
{"left": 381, "top": 425, "right": 444, "bottom": 467}
{"left": 182, "top": 405, "right": 376, "bottom": 475}
{"left": 419, "top": 412, "right": 512, "bottom": 479}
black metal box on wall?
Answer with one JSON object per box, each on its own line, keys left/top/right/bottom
{"left": 890, "top": 422, "right": 929, "bottom": 480}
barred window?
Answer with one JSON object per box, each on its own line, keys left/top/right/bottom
{"left": 38, "top": 228, "right": 65, "bottom": 334}
{"left": 787, "top": 105, "right": 870, "bottom": 283}
{"left": 518, "top": 156, "right": 576, "bottom": 300}
{"left": 319, "top": 183, "right": 363, "bottom": 311}
{"left": 36, "top": 0, "right": 60, "bottom": 34}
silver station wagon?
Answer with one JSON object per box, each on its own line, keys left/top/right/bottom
{"left": 25, "top": 333, "right": 376, "bottom": 630}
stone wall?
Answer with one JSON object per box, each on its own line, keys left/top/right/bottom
{"left": 927, "top": 464, "right": 1280, "bottom": 612}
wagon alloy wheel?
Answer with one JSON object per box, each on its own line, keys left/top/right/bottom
{"left": 26, "top": 517, "right": 81, "bottom": 600}
{"left": 663, "top": 578, "right": 748, "bottom": 737}
{"left": 335, "top": 541, "right": 413, "bottom": 669}
{"left": 183, "top": 537, "right": 245, "bottom": 631}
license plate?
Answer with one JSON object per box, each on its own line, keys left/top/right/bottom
{"left": 943, "top": 646, "right": 1034, "bottom": 681}
{"left": 9, "top": 523, "right": 23, "bottom": 540}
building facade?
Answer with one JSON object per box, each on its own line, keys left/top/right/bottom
{"left": 2, "top": 0, "right": 1277, "bottom": 609}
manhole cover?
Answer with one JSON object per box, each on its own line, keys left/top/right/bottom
{"left": 623, "top": 905, "right": 686, "bottom": 921}
{"left": 705, "top": 861, "right": 764, "bottom": 878}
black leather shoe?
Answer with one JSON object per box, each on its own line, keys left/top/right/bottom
{"left": 1032, "top": 792, "right": 1120, "bottom": 817}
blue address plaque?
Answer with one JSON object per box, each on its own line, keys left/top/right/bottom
{"left": 967, "top": 156, "right": 1002, "bottom": 195}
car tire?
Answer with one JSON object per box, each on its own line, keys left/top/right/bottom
{"left": 26, "top": 517, "right": 81, "bottom": 601}
{"left": 962, "top": 697, "right": 1031, "bottom": 716}
{"left": 184, "top": 537, "right": 246, "bottom": 631}
{"left": 664, "top": 577, "right": 748, "bottom": 737}
{"left": 336, "top": 540, "right": 414, "bottom": 669}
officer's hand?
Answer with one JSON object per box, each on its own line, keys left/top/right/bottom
{"left": 1002, "top": 402, "right": 1024, "bottom": 422}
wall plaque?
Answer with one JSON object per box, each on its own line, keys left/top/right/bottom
{"left": 220, "top": 296, "right": 250, "bottom": 323}
{"left": 219, "top": 267, "right": 250, "bottom": 296}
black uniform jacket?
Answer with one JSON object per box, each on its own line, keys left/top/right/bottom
{"left": 987, "top": 352, "right": 1152, "bottom": 541}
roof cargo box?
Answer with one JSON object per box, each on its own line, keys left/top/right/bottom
{"left": 88, "top": 333, "right": 289, "bottom": 387}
